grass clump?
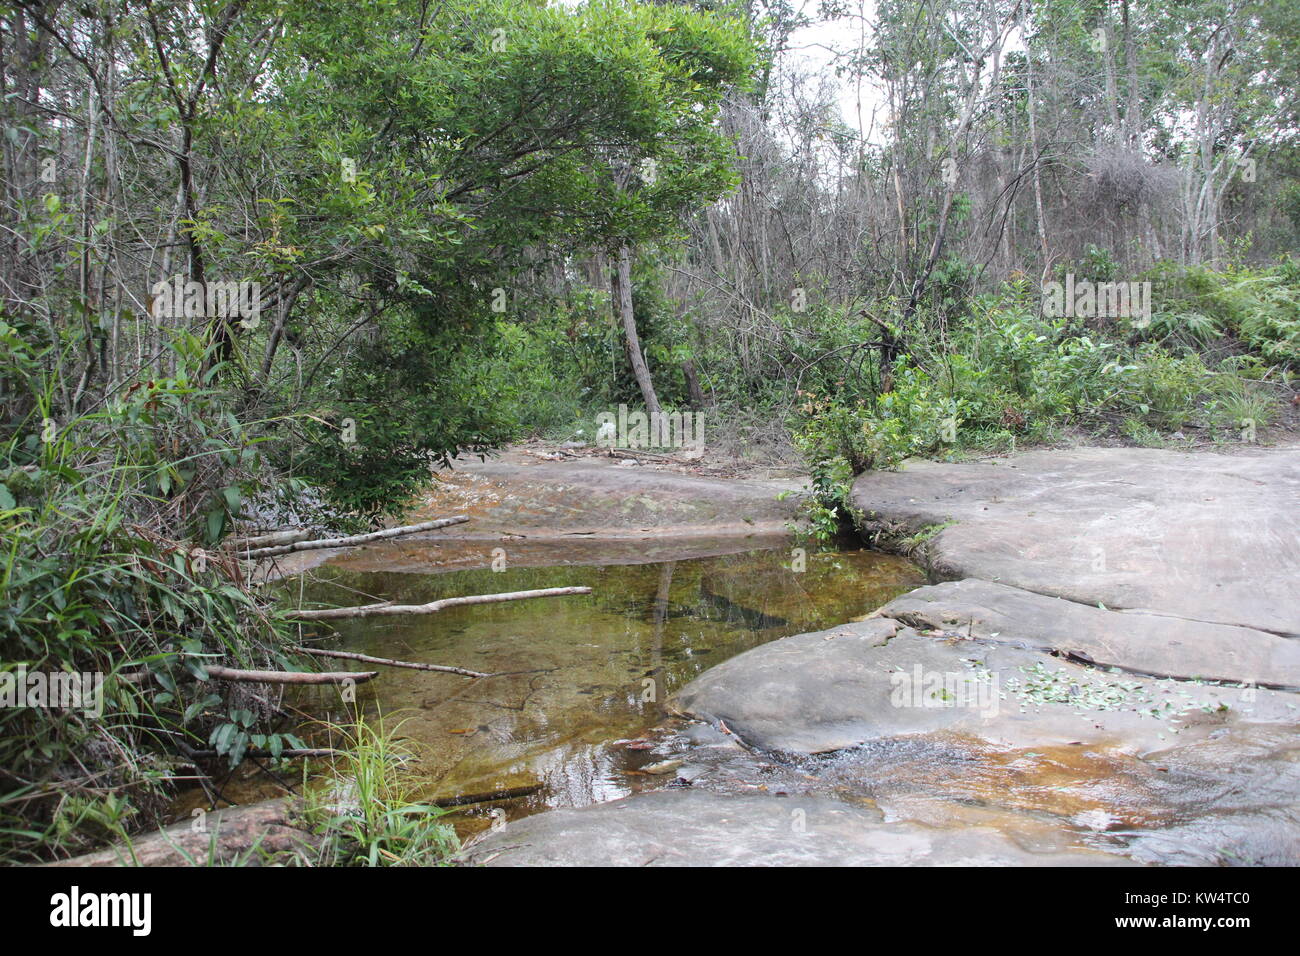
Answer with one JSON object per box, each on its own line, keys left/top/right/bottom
{"left": 303, "top": 715, "right": 458, "bottom": 867}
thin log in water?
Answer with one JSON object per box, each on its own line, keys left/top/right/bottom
{"left": 204, "top": 664, "right": 378, "bottom": 684}
{"left": 294, "top": 646, "right": 490, "bottom": 679}
{"left": 431, "top": 783, "right": 544, "bottom": 808}
{"left": 286, "top": 585, "right": 592, "bottom": 622}
{"left": 182, "top": 747, "right": 342, "bottom": 760}
{"left": 241, "top": 515, "right": 470, "bottom": 559}
{"left": 229, "top": 528, "right": 311, "bottom": 551}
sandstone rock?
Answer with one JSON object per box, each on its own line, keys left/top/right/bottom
{"left": 672, "top": 623, "right": 1297, "bottom": 757}
{"left": 852, "top": 446, "right": 1300, "bottom": 636}
{"left": 880, "top": 579, "right": 1300, "bottom": 689}
{"left": 45, "top": 799, "right": 317, "bottom": 867}
{"left": 464, "top": 790, "right": 1132, "bottom": 867}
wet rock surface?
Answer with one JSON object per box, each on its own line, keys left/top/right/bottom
{"left": 464, "top": 790, "right": 1132, "bottom": 866}
{"left": 470, "top": 446, "right": 1300, "bottom": 866}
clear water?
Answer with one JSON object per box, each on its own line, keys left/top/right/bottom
{"left": 291, "top": 544, "right": 923, "bottom": 829}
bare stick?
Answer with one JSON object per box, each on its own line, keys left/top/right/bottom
{"left": 294, "top": 646, "right": 490, "bottom": 679}
{"left": 605, "top": 448, "right": 674, "bottom": 461}
{"left": 287, "top": 585, "right": 592, "bottom": 622}
{"left": 242, "top": 516, "right": 470, "bottom": 559}
{"left": 204, "top": 664, "right": 378, "bottom": 685}
{"left": 229, "top": 528, "right": 311, "bottom": 551}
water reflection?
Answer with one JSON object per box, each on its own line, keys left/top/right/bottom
{"left": 292, "top": 544, "right": 923, "bottom": 825}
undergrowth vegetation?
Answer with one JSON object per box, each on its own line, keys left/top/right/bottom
{"left": 499, "top": 260, "right": 1297, "bottom": 541}
{"left": 0, "top": 327, "right": 309, "bottom": 862}
{"left": 777, "top": 262, "right": 1298, "bottom": 538}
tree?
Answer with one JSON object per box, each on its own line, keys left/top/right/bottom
{"left": 584, "top": 2, "right": 754, "bottom": 416}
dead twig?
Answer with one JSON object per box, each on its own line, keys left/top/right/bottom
{"left": 229, "top": 528, "right": 311, "bottom": 551}
{"left": 204, "top": 664, "right": 378, "bottom": 685}
{"left": 181, "top": 747, "right": 343, "bottom": 761}
{"left": 240, "top": 516, "right": 470, "bottom": 559}
{"left": 286, "top": 585, "right": 592, "bottom": 622}
{"left": 431, "top": 783, "right": 543, "bottom": 808}
{"left": 293, "top": 646, "right": 489, "bottom": 679}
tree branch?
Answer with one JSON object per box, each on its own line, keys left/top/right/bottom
{"left": 293, "top": 646, "right": 490, "bottom": 679}
{"left": 287, "top": 586, "right": 592, "bottom": 622}
{"left": 240, "top": 516, "right": 469, "bottom": 558}
{"left": 204, "top": 665, "right": 377, "bottom": 685}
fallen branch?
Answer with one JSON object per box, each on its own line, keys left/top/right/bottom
{"left": 204, "top": 664, "right": 378, "bottom": 685}
{"left": 431, "top": 783, "right": 543, "bottom": 808}
{"left": 605, "top": 447, "right": 673, "bottom": 460}
{"left": 286, "top": 585, "right": 592, "bottom": 622}
{"left": 242, "top": 516, "right": 470, "bottom": 559}
{"left": 229, "top": 528, "right": 311, "bottom": 552}
{"left": 294, "top": 646, "right": 489, "bottom": 679}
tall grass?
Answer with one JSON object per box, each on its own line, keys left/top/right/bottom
{"left": 303, "top": 715, "right": 458, "bottom": 867}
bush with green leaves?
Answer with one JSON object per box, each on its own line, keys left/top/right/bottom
{"left": 1145, "top": 260, "right": 1300, "bottom": 367}
{"left": 786, "top": 274, "right": 1289, "bottom": 520}
{"left": 283, "top": 317, "right": 519, "bottom": 524}
{"left": 0, "top": 328, "right": 307, "bottom": 863}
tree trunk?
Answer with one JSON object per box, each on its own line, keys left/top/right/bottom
{"left": 612, "top": 244, "right": 661, "bottom": 416}
{"left": 1023, "top": 0, "right": 1051, "bottom": 278}
{"left": 1122, "top": 0, "right": 1141, "bottom": 147}
{"left": 1102, "top": 11, "right": 1121, "bottom": 136}
{"left": 682, "top": 359, "right": 708, "bottom": 408}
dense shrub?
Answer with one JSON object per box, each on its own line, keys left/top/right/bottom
{"left": 785, "top": 271, "right": 1292, "bottom": 536}
{"left": 0, "top": 329, "right": 305, "bottom": 862}
{"left": 1146, "top": 260, "right": 1300, "bottom": 366}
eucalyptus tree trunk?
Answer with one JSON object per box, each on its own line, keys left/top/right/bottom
{"left": 1022, "top": 0, "right": 1050, "bottom": 278}
{"left": 1122, "top": 0, "right": 1141, "bottom": 148}
{"left": 612, "top": 244, "right": 661, "bottom": 417}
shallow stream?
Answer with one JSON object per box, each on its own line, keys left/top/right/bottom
{"left": 292, "top": 543, "right": 923, "bottom": 831}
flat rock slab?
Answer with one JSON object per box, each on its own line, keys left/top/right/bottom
{"left": 672, "top": 621, "right": 1298, "bottom": 757}
{"left": 284, "top": 450, "right": 804, "bottom": 576}
{"left": 851, "top": 446, "right": 1300, "bottom": 636}
{"left": 881, "top": 579, "right": 1300, "bottom": 690}
{"left": 428, "top": 452, "right": 801, "bottom": 538}
{"left": 464, "top": 790, "right": 1131, "bottom": 866}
